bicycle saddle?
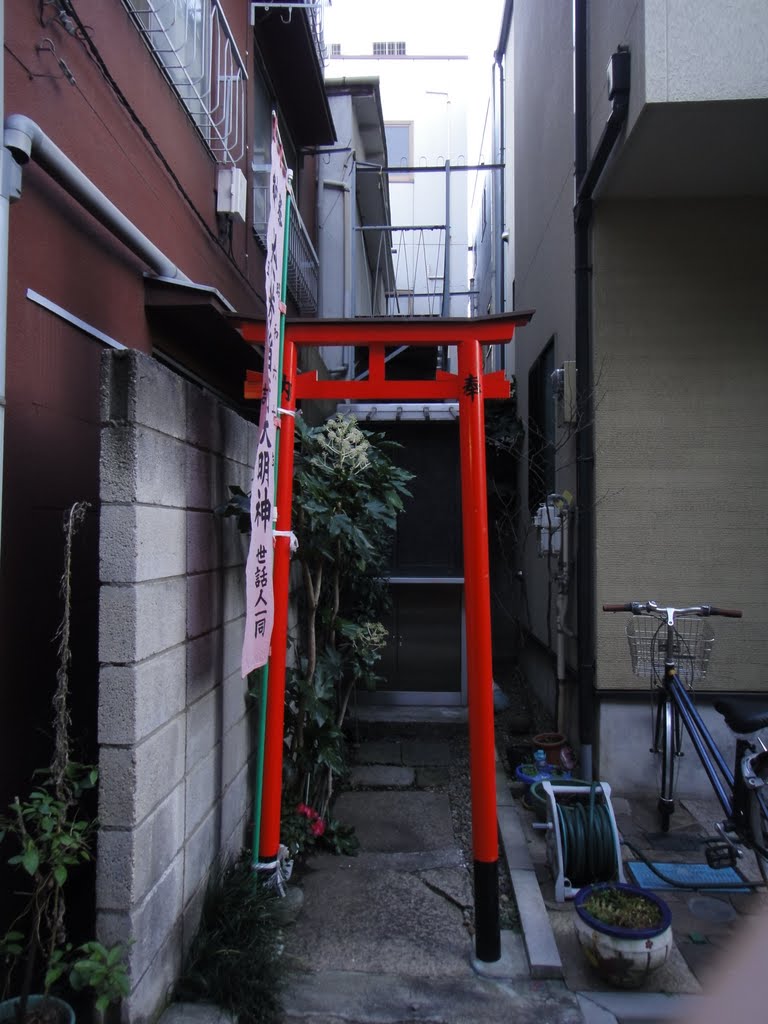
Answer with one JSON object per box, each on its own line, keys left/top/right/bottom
{"left": 714, "top": 695, "right": 768, "bottom": 734}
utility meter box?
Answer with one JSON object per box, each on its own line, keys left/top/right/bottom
{"left": 551, "top": 361, "right": 577, "bottom": 426}
{"left": 216, "top": 166, "right": 248, "bottom": 222}
{"left": 533, "top": 501, "right": 563, "bottom": 557}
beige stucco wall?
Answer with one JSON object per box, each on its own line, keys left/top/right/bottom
{"left": 644, "top": 0, "right": 768, "bottom": 104}
{"left": 593, "top": 198, "right": 768, "bottom": 692}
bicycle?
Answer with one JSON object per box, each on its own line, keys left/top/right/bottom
{"left": 602, "top": 600, "right": 768, "bottom": 883}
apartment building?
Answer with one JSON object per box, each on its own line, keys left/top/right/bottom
{"left": 480, "top": 0, "right": 768, "bottom": 789}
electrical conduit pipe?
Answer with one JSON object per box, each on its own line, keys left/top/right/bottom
{"left": 4, "top": 114, "right": 191, "bottom": 283}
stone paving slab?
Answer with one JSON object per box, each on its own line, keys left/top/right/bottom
{"left": 356, "top": 739, "right": 402, "bottom": 764}
{"left": 159, "top": 1005, "right": 234, "bottom": 1024}
{"left": 401, "top": 738, "right": 452, "bottom": 765}
{"left": 419, "top": 865, "right": 473, "bottom": 910}
{"left": 512, "top": 867, "right": 565, "bottom": 979}
{"left": 578, "top": 990, "right": 705, "bottom": 1022}
{"left": 281, "top": 969, "right": 583, "bottom": 1024}
{"left": 415, "top": 765, "right": 450, "bottom": 787}
{"left": 283, "top": 864, "right": 474, "bottom": 976}
{"left": 349, "top": 764, "right": 415, "bottom": 788}
{"left": 333, "top": 790, "right": 456, "bottom": 852}
{"left": 304, "top": 847, "right": 465, "bottom": 875}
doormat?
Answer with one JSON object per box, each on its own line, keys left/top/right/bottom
{"left": 628, "top": 860, "right": 749, "bottom": 892}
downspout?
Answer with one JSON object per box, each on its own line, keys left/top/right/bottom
{"left": 322, "top": 180, "right": 352, "bottom": 317}
{"left": 4, "top": 115, "right": 192, "bottom": 283}
{"left": 493, "top": 0, "right": 513, "bottom": 318}
{"left": 321, "top": 178, "right": 353, "bottom": 372}
{"left": 573, "top": 4, "right": 630, "bottom": 780}
{"left": 493, "top": 59, "right": 505, "bottom": 315}
{"left": 0, "top": 33, "right": 22, "bottom": 558}
{"left": 441, "top": 159, "right": 451, "bottom": 318}
{"left": 554, "top": 499, "right": 572, "bottom": 736}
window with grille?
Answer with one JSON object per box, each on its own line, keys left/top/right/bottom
{"left": 373, "top": 40, "right": 406, "bottom": 56}
{"left": 330, "top": 42, "right": 341, "bottom": 56}
{"left": 123, "top": 0, "right": 246, "bottom": 164}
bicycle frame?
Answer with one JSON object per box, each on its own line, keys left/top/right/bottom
{"left": 653, "top": 601, "right": 735, "bottom": 819}
{"left": 661, "top": 674, "right": 734, "bottom": 819}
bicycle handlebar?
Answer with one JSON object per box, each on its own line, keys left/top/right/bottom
{"left": 601, "top": 602, "right": 742, "bottom": 618}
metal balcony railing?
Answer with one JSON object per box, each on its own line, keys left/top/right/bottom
{"left": 124, "top": 0, "right": 247, "bottom": 165}
{"left": 252, "top": 166, "right": 319, "bottom": 314}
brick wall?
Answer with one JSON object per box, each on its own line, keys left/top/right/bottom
{"left": 96, "top": 350, "right": 257, "bottom": 1022}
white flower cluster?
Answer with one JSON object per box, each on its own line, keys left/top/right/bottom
{"left": 316, "top": 414, "right": 371, "bottom": 473}
{"left": 354, "top": 620, "right": 388, "bottom": 652}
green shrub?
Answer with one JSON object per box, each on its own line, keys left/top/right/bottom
{"left": 175, "top": 856, "right": 284, "bottom": 1024}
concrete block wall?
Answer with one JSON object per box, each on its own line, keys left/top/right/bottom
{"left": 97, "top": 350, "right": 257, "bottom": 1022}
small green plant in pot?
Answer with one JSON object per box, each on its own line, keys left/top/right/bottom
{"left": 0, "top": 505, "right": 129, "bottom": 1024}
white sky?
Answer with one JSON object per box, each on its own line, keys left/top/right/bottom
{"left": 323, "top": 0, "right": 505, "bottom": 61}
{"left": 323, "top": 0, "right": 506, "bottom": 162}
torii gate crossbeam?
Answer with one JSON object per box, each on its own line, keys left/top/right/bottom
{"left": 237, "top": 312, "right": 533, "bottom": 963}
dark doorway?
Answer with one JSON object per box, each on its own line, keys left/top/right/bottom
{"left": 365, "top": 419, "right": 465, "bottom": 705}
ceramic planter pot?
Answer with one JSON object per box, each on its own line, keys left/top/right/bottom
{"left": 532, "top": 731, "right": 568, "bottom": 764}
{"left": 0, "top": 996, "right": 76, "bottom": 1024}
{"left": 574, "top": 882, "right": 673, "bottom": 988}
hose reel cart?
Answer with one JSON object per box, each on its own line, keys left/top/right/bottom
{"left": 533, "top": 780, "right": 626, "bottom": 901}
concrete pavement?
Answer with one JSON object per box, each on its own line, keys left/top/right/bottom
{"left": 161, "top": 711, "right": 767, "bottom": 1024}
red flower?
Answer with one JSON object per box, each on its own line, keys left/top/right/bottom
{"left": 297, "top": 803, "right": 312, "bottom": 818}
{"left": 310, "top": 818, "right": 326, "bottom": 837}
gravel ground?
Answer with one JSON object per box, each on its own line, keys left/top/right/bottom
{"left": 446, "top": 730, "right": 520, "bottom": 930}
{"left": 444, "top": 673, "right": 557, "bottom": 932}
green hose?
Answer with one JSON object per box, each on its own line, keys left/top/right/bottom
{"left": 621, "top": 838, "right": 767, "bottom": 891}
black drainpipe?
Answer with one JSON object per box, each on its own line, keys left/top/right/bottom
{"left": 573, "top": 1, "right": 630, "bottom": 780}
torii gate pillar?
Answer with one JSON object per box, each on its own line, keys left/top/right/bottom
{"left": 239, "top": 313, "right": 533, "bottom": 962}
{"left": 458, "top": 336, "right": 500, "bottom": 960}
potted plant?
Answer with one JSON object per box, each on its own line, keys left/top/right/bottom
{"left": 574, "top": 881, "right": 673, "bottom": 988}
{"left": 0, "top": 504, "right": 129, "bottom": 1024}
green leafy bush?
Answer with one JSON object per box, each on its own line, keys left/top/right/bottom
{"left": 217, "top": 414, "right": 412, "bottom": 847}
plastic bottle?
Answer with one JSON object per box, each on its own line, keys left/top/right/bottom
{"left": 533, "top": 749, "right": 548, "bottom": 771}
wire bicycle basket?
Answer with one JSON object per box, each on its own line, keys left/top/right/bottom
{"left": 626, "top": 616, "right": 715, "bottom": 684}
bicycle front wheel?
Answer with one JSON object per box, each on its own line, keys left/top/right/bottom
{"left": 748, "top": 752, "right": 768, "bottom": 884}
{"left": 656, "top": 696, "right": 676, "bottom": 832}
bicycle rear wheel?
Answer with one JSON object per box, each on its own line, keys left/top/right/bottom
{"left": 748, "top": 752, "right": 768, "bottom": 884}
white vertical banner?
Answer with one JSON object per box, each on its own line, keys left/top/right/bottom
{"left": 242, "top": 114, "right": 289, "bottom": 676}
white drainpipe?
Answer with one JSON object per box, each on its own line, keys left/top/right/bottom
{"left": 4, "top": 114, "right": 191, "bottom": 282}
{"left": 0, "top": 46, "right": 24, "bottom": 559}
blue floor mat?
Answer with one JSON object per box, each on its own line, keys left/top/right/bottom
{"left": 628, "top": 860, "right": 749, "bottom": 892}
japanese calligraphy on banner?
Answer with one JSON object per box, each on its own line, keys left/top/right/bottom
{"left": 242, "top": 114, "right": 288, "bottom": 676}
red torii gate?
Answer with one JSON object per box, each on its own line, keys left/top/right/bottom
{"left": 236, "top": 312, "right": 533, "bottom": 962}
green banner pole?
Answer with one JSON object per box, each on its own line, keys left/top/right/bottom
{"left": 251, "top": 190, "right": 292, "bottom": 868}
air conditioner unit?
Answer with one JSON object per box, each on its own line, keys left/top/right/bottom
{"left": 216, "top": 166, "right": 247, "bottom": 222}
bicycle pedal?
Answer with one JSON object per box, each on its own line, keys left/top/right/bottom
{"left": 705, "top": 842, "right": 738, "bottom": 870}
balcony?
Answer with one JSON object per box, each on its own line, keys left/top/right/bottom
{"left": 123, "top": 0, "right": 247, "bottom": 165}
{"left": 253, "top": 167, "right": 319, "bottom": 315}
